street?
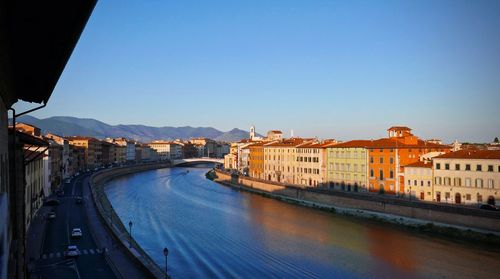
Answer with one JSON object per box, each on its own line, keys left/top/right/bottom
{"left": 31, "top": 174, "right": 116, "bottom": 278}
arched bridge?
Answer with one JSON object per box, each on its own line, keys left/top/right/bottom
{"left": 172, "top": 157, "right": 224, "bottom": 166}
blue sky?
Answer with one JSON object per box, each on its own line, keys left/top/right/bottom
{"left": 16, "top": 0, "right": 500, "bottom": 142}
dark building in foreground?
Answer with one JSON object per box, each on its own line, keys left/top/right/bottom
{"left": 0, "top": 2, "right": 96, "bottom": 278}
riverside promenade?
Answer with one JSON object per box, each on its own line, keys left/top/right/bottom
{"left": 213, "top": 170, "right": 500, "bottom": 236}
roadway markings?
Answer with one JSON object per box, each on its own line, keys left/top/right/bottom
{"left": 41, "top": 247, "right": 107, "bottom": 259}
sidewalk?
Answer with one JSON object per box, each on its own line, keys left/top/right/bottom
{"left": 25, "top": 204, "right": 51, "bottom": 273}
{"left": 82, "top": 175, "right": 155, "bottom": 279}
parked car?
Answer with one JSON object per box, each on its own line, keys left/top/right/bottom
{"left": 71, "top": 228, "right": 82, "bottom": 238}
{"left": 65, "top": 245, "right": 80, "bottom": 258}
{"left": 44, "top": 199, "right": 60, "bottom": 206}
{"left": 479, "top": 204, "right": 499, "bottom": 211}
{"left": 47, "top": 211, "right": 56, "bottom": 219}
{"left": 76, "top": 197, "right": 83, "bottom": 204}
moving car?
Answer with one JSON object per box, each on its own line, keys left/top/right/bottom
{"left": 47, "top": 211, "right": 56, "bottom": 219}
{"left": 479, "top": 204, "right": 499, "bottom": 211}
{"left": 71, "top": 228, "right": 83, "bottom": 238}
{"left": 65, "top": 246, "right": 80, "bottom": 258}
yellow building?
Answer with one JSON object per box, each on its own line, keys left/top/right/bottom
{"left": 66, "top": 136, "right": 100, "bottom": 169}
{"left": 326, "top": 140, "right": 370, "bottom": 192}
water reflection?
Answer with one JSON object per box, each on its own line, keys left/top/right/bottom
{"left": 105, "top": 167, "right": 500, "bottom": 279}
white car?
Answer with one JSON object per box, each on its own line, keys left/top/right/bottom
{"left": 71, "top": 228, "right": 82, "bottom": 238}
{"left": 65, "top": 245, "right": 80, "bottom": 258}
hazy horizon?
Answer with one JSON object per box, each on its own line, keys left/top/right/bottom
{"left": 14, "top": 0, "right": 500, "bottom": 143}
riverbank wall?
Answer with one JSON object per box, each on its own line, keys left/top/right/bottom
{"left": 90, "top": 163, "right": 171, "bottom": 279}
{"left": 213, "top": 170, "right": 500, "bottom": 236}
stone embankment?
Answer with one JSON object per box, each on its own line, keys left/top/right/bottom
{"left": 90, "top": 163, "right": 171, "bottom": 279}
{"left": 212, "top": 170, "right": 500, "bottom": 238}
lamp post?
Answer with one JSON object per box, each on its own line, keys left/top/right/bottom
{"left": 128, "top": 221, "right": 133, "bottom": 248}
{"left": 163, "top": 247, "right": 169, "bottom": 277}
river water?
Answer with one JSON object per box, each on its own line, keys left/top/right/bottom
{"left": 104, "top": 165, "right": 500, "bottom": 278}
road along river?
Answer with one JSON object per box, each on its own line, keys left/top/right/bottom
{"left": 104, "top": 165, "right": 500, "bottom": 278}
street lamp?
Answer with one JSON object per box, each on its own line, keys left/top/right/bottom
{"left": 163, "top": 247, "right": 169, "bottom": 277}
{"left": 128, "top": 221, "right": 133, "bottom": 248}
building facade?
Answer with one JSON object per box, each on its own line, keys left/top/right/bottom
{"left": 403, "top": 161, "right": 434, "bottom": 201}
{"left": 326, "top": 141, "right": 369, "bottom": 192}
{"left": 433, "top": 150, "right": 500, "bottom": 205}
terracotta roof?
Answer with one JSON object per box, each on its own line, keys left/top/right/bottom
{"left": 268, "top": 130, "right": 283, "bottom": 134}
{"left": 265, "top": 138, "right": 308, "bottom": 147}
{"left": 404, "top": 161, "right": 433, "bottom": 168}
{"left": 434, "top": 150, "right": 500, "bottom": 160}
{"left": 369, "top": 138, "right": 449, "bottom": 149}
{"left": 387, "top": 126, "right": 412, "bottom": 131}
{"left": 327, "top": 140, "right": 372, "bottom": 149}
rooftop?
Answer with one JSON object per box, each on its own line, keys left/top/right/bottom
{"left": 434, "top": 149, "right": 500, "bottom": 160}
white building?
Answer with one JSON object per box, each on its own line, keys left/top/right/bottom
{"left": 148, "top": 141, "right": 182, "bottom": 160}
{"left": 433, "top": 150, "right": 500, "bottom": 205}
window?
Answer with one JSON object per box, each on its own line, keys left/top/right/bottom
{"left": 420, "top": 181, "right": 423, "bottom": 186}
{"left": 407, "top": 179, "right": 411, "bottom": 185}
{"left": 427, "top": 181, "right": 431, "bottom": 187}
{"left": 466, "top": 194, "right": 471, "bottom": 201}
{"left": 476, "top": 178, "right": 483, "bottom": 188}
{"left": 370, "top": 169, "right": 374, "bottom": 177}
{"left": 390, "top": 149, "right": 394, "bottom": 152}
{"left": 379, "top": 170, "right": 384, "bottom": 180}
{"left": 379, "top": 157, "right": 384, "bottom": 163}
{"left": 379, "top": 149, "right": 383, "bottom": 152}
{"left": 454, "top": 178, "right": 461, "bottom": 187}
{"left": 488, "top": 179, "right": 494, "bottom": 189}
{"left": 488, "top": 165, "right": 494, "bottom": 172}
{"left": 465, "top": 178, "right": 471, "bottom": 187}
{"left": 436, "top": 163, "right": 441, "bottom": 170}
{"left": 477, "top": 194, "right": 483, "bottom": 203}
{"left": 445, "top": 164, "right": 450, "bottom": 170}
{"left": 370, "top": 157, "right": 374, "bottom": 163}
{"left": 455, "top": 164, "right": 460, "bottom": 171}
{"left": 414, "top": 180, "right": 417, "bottom": 186}
{"left": 435, "top": 177, "right": 441, "bottom": 185}
{"left": 390, "top": 157, "right": 394, "bottom": 164}
{"left": 465, "top": 164, "right": 471, "bottom": 171}
{"left": 476, "top": 165, "right": 482, "bottom": 171}
{"left": 390, "top": 170, "right": 394, "bottom": 179}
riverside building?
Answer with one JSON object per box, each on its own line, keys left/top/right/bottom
{"left": 433, "top": 150, "right": 500, "bottom": 205}
{"left": 326, "top": 140, "right": 370, "bottom": 192}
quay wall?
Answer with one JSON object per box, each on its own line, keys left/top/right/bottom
{"left": 90, "top": 163, "right": 171, "bottom": 279}
{"left": 214, "top": 170, "right": 500, "bottom": 234}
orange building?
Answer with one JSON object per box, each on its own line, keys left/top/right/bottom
{"left": 368, "top": 127, "right": 450, "bottom": 195}
{"left": 248, "top": 142, "right": 265, "bottom": 179}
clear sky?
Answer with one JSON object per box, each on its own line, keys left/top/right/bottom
{"left": 16, "top": 0, "right": 500, "bottom": 142}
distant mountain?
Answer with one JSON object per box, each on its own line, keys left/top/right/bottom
{"left": 13, "top": 115, "right": 259, "bottom": 143}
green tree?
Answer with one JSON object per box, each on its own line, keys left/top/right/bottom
{"left": 494, "top": 137, "right": 499, "bottom": 143}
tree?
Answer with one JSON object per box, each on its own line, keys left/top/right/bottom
{"left": 494, "top": 137, "right": 499, "bottom": 143}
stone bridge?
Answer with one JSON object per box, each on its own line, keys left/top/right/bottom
{"left": 172, "top": 157, "right": 224, "bottom": 166}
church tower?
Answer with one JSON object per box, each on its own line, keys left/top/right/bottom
{"left": 250, "top": 126, "right": 256, "bottom": 140}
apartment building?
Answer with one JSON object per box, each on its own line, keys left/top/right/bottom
{"left": 433, "top": 150, "right": 500, "bottom": 205}
{"left": 295, "top": 141, "right": 328, "bottom": 187}
{"left": 368, "top": 127, "right": 450, "bottom": 195}
{"left": 148, "top": 141, "right": 182, "bottom": 160}
{"left": 263, "top": 138, "right": 308, "bottom": 184}
{"left": 66, "top": 136, "right": 100, "bottom": 169}
{"left": 403, "top": 161, "right": 434, "bottom": 201}
{"left": 326, "top": 140, "right": 369, "bottom": 192}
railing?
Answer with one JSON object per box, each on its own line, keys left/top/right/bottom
{"left": 90, "top": 163, "right": 170, "bottom": 279}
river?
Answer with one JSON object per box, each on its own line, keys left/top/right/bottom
{"left": 104, "top": 165, "right": 500, "bottom": 278}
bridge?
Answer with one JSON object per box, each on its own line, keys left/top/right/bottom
{"left": 172, "top": 157, "right": 224, "bottom": 166}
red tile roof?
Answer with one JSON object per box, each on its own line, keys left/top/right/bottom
{"left": 434, "top": 150, "right": 500, "bottom": 160}
{"left": 404, "top": 161, "right": 433, "bottom": 168}
{"left": 387, "top": 126, "right": 412, "bottom": 131}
